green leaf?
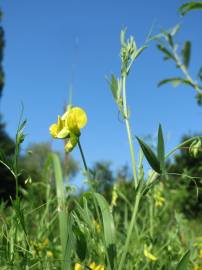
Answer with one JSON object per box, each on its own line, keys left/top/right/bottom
{"left": 131, "top": 45, "right": 147, "bottom": 61}
{"left": 75, "top": 227, "right": 87, "bottom": 261}
{"left": 120, "top": 28, "right": 127, "bottom": 45}
{"left": 94, "top": 193, "right": 116, "bottom": 269}
{"left": 182, "top": 41, "right": 191, "bottom": 68}
{"left": 198, "top": 66, "right": 202, "bottom": 81}
{"left": 157, "top": 124, "right": 165, "bottom": 171}
{"left": 179, "top": 1, "right": 202, "bottom": 16}
{"left": 51, "top": 153, "right": 69, "bottom": 270}
{"left": 157, "top": 45, "right": 176, "bottom": 61}
{"left": 167, "top": 34, "right": 174, "bottom": 47}
{"left": 176, "top": 250, "right": 190, "bottom": 270}
{"left": 170, "top": 24, "right": 180, "bottom": 36}
{"left": 109, "top": 74, "right": 118, "bottom": 100}
{"left": 136, "top": 136, "right": 161, "bottom": 173}
{"left": 158, "top": 77, "right": 195, "bottom": 88}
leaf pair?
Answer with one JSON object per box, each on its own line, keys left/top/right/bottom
{"left": 136, "top": 124, "right": 165, "bottom": 174}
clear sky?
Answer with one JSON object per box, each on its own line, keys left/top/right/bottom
{"left": 1, "top": 0, "right": 202, "bottom": 176}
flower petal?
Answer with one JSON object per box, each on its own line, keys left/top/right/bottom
{"left": 49, "top": 124, "right": 58, "bottom": 138}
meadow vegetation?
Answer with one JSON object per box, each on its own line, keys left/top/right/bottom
{"left": 0, "top": 2, "right": 202, "bottom": 270}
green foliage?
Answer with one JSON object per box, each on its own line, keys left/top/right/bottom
{"left": 175, "top": 250, "right": 190, "bottom": 270}
{"left": 167, "top": 134, "right": 202, "bottom": 218}
{"left": 179, "top": 1, "right": 202, "bottom": 16}
{"left": 156, "top": 25, "right": 202, "bottom": 105}
{"left": 136, "top": 136, "right": 161, "bottom": 174}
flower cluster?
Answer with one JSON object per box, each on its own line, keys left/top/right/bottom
{"left": 74, "top": 262, "right": 104, "bottom": 270}
{"left": 49, "top": 106, "right": 87, "bottom": 152}
{"left": 30, "top": 239, "right": 53, "bottom": 258}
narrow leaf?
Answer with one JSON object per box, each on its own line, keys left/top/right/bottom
{"left": 157, "top": 45, "right": 176, "bottom": 61}
{"left": 182, "top": 41, "right": 191, "bottom": 68}
{"left": 52, "top": 153, "right": 69, "bottom": 270}
{"left": 131, "top": 45, "right": 147, "bottom": 61}
{"left": 109, "top": 74, "right": 118, "bottom": 100}
{"left": 158, "top": 77, "right": 195, "bottom": 88}
{"left": 176, "top": 250, "right": 190, "bottom": 270}
{"left": 94, "top": 193, "right": 116, "bottom": 269}
{"left": 179, "top": 2, "right": 202, "bottom": 16}
{"left": 157, "top": 124, "right": 165, "bottom": 171}
{"left": 136, "top": 136, "right": 161, "bottom": 173}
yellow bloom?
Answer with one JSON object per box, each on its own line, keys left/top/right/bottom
{"left": 154, "top": 190, "right": 165, "bottom": 208}
{"left": 144, "top": 245, "right": 157, "bottom": 261}
{"left": 49, "top": 115, "right": 69, "bottom": 139}
{"left": 66, "top": 107, "right": 87, "bottom": 134}
{"left": 46, "top": 250, "right": 53, "bottom": 257}
{"left": 74, "top": 263, "right": 83, "bottom": 270}
{"left": 199, "top": 249, "right": 202, "bottom": 259}
{"left": 49, "top": 106, "right": 87, "bottom": 152}
{"left": 89, "top": 262, "right": 105, "bottom": 270}
{"left": 93, "top": 219, "right": 101, "bottom": 233}
{"left": 193, "top": 265, "right": 202, "bottom": 270}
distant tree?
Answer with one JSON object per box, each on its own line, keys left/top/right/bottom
{"left": 20, "top": 142, "right": 79, "bottom": 183}
{"left": 0, "top": 9, "right": 4, "bottom": 95}
{"left": 0, "top": 8, "right": 17, "bottom": 202}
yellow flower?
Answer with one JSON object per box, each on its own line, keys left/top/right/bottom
{"left": 89, "top": 262, "right": 105, "bottom": 270}
{"left": 154, "top": 190, "right": 165, "bottom": 208}
{"left": 93, "top": 219, "right": 101, "bottom": 233}
{"left": 193, "top": 265, "right": 202, "bottom": 270}
{"left": 74, "top": 263, "right": 83, "bottom": 270}
{"left": 49, "top": 106, "right": 87, "bottom": 152}
{"left": 199, "top": 249, "right": 202, "bottom": 259}
{"left": 46, "top": 250, "right": 53, "bottom": 257}
{"left": 49, "top": 115, "right": 69, "bottom": 139}
{"left": 65, "top": 107, "right": 87, "bottom": 134}
{"left": 144, "top": 245, "right": 157, "bottom": 261}
{"left": 194, "top": 237, "right": 202, "bottom": 247}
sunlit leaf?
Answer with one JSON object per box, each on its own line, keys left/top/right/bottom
{"left": 94, "top": 193, "right": 116, "bottom": 269}
{"left": 182, "top": 41, "right": 191, "bottom": 68}
{"left": 179, "top": 1, "right": 202, "bottom": 15}
{"left": 176, "top": 250, "right": 190, "bottom": 270}
{"left": 158, "top": 77, "right": 195, "bottom": 88}
{"left": 157, "top": 45, "right": 176, "bottom": 61}
{"left": 136, "top": 136, "right": 161, "bottom": 174}
{"left": 157, "top": 124, "right": 165, "bottom": 171}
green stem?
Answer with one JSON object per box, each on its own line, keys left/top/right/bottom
{"left": 78, "top": 139, "right": 88, "bottom": 172}
{"left": 122, "top": 75, "right": 138, "bottom": 188}
{"left": 118, "top": 192, "right": 141, "bottom": 270}
{"left": 165, "top": 136, "right": 200, "bottom": 159}
{"left": 172, "top": 49, "right": 202, "bottom": 94}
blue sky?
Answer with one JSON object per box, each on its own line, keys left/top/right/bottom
{"left": 1, "top": 0, "right": 202, "bottom": 175}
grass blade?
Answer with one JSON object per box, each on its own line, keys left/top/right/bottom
{"left": 51, "top": 153, "right": 69, "bottom": 270}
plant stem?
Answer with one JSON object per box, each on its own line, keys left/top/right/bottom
{"left": 165, "top": 136, "right": 200, "bottom": 159}
{"left": 78, "top": 139, "right": 88, "bottom": 172}
{"left": 118, "top": 192, "right": 141, "bottom": 270}
{"left": 122, "top": 75, "right": 138, "bottom": 188}
{"left": 172, "top": 49, "right": 202, "bottom": 94}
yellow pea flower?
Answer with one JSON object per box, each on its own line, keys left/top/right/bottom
{"left": 49, "top": 106, "right": 87, "bottom": 153}
{"left": 46, "top": 250, "right": 53, "bottom": 257}
{"left": 65, "top": 107, "right": 87, "bottom": 134}
{"left": 144, "top": 245, "right": 157, "bottom": 261}
{"left": 89, "top": 262, "right": 105, "bottom": 270}
{"left": 49, "top": 115, "right": 69, "bottom": 139}
{"left": 74, "top": 263, "right": 83, "bottom": 270}
{"left": 154, "top": 190, "right": 165, "bottom": 208}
